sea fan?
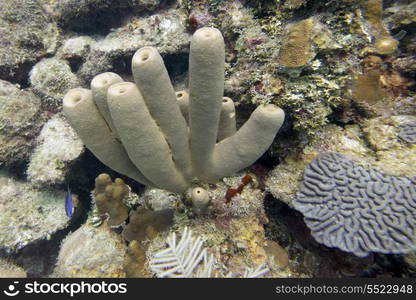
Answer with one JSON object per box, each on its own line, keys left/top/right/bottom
{"left": 149, "top": 227, "right": 215, "bottom": 278}
{"left": 243, "top": 263, "right": 270, "bottom": 278}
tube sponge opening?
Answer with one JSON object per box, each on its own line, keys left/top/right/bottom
{"left": 132, "top": 47, "right": 158, "bottom": 66}
{"left": 190, "top": 187, "right": 210, "bottom": 215}
{"left": 63, "top": 88, "right": 91, "bottom": 108}
{"left": 218, "top": 97, "right": 236, "bottom": 142}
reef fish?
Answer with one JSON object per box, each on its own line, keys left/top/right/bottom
{"left": 65, "top": 185, "right": 74, "bottom": 217}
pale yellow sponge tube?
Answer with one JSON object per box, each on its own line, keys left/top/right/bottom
{"left": 189, "top": 27, "right": 225, "bottom": 181}
{"left": 209, "top": 104, "right": 285, "bottom": 181}
{"left": 217, "top": 97, "right": 236, "bottom": 142}
{"left": 62, "top": 27, "right": 286, "bottom": 194}
{"left": 107, "top": 82, "right": 189, "bottom": 193}
{"left": 62, "top": 88, "right": 152, "bottom": 186}
{"left": 132, "top": 47, "right": 192, "bottom": 181}
{"left": 176, "top": 90, "right": 189, "bottom": 124}
{"left": 91, "top": 72, "right": 123, "bottom": 137}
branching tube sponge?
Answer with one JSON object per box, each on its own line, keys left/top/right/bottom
{"left": 63, "top": 27, "right": 285, "bottom": 193}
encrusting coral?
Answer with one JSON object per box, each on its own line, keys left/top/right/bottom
{"left": 122, "top": 207, "right": 174, "bottom": 242}
{"left": 63, "top": 27, "right": 285, "bottom": 193}
{"left": 123, "top": 240, "right": 148, "bottom": 278}
{"left": 277, "top": 17, "right": 315, "bottom": 68}
{"left": 362, "top": 0, "right": 399, "bottom": 55}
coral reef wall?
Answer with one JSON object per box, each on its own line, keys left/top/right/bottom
{"left": 0, "top": 0, "right": 415, "bottom": 278}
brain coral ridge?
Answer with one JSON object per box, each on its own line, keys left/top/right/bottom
{"left": 293, "top": 152, "right": 416, "bottom": 257}
{"left": 63, "top": 27, "right": 285, "bottom": 193}
{"left": 398, "top": 122, "right": 416, "bottom": 144}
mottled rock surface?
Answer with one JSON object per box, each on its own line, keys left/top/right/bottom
{"left": 53, "top": 223, "right": 126, "bottom": 277}
{"left": 0, "top": 258, "right": 27, "bottom": 278}
{"left": 0, "top": 171, "right": 69, "bottom": 254}
{"left": 0, "top": 80, "right": 46, "bottom": 166}
{"left": 27, "top": 115, "right": 83, "bottom": 186}
{"left": 0, "top": 0, "right": 59, "bottom": 83}
{"left": 29, "top": 58, "right": 80, "bottom": 110}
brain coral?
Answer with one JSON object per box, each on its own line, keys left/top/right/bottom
{"left": 398, "top": 122, "right": 416, "bottom": 144}
{"left": 293, "top": 152, "right": 416, "bottom": 257}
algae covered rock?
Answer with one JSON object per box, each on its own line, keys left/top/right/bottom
{"left": 0, "top": 0, "right": 59, "bottom": 83}
{"left": 0, "top": 171, "right": 69, "bottom": 254}
{"left": 77, "top": 9, "right": 189, "bottom": 83}
{"left": 29, "top": 58, "right": 81, "bottom": 110}
{"left": 57, "top": 36, "right": 96, "bottom": 70}
{"left": 0, "top": 258, "right": 27, "bottom": 278}
{"left": 53, "top": 223, "right": 126, "bottom": 278}
{"left": 264, "top": 240, "right": 289, "bottom": 269}
{"left": 363, "top": 116, "right": 416, "bottom": 177}
{"left": 141, "top": 187, "right": 181, "bottom": 211}
{"left": 27, "top": 114, "right": 84, "bottom": 186}
{"left": 0, "top": 80, "right": 46, "bottom": 166}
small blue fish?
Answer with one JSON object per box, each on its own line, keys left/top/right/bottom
{"left": 65, "top": 185, "right": 74, "bottom": 217}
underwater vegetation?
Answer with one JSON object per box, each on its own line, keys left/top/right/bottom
{"left": 0, "top": 0, "right": 415, "bottom": 278}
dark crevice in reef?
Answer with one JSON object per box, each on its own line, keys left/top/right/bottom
{"left": 163, "top": 52, "right": 189, "bottom": 87}
{"left": 67, "top": 57, "right": 85, "bottom": 74}
{"left": 263, "top": 194, "right": 415, "bottom": 278}
{"left": 112, "top": 55, "right": 135, "bottom": 82}
{"left": 55, "top": 0, "right": 177, "bottom": 36}
{"left": 0, "top": 61, "right": 33, "bottom": 88}
{"left": 326, "top": 110, "right": 356, "bottom": 128}
{"left": 6, "top": 161, "right": 31, "bottom": 181}
{"left": 56, "top": 12, "right": 125, "bottom": 36}
{"left": 68, "top": 149, "right": 146, "bottom": 197}
{"left": 109, "top": 52, "right": 190, "bottom": 91}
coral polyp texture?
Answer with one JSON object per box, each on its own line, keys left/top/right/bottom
{"left": 63, "top": 27, "right": 285, "bottom": 193}
{"left": 277, "top": 17, "right": 314, "bottom": 68}
{"left": 293, "top": 152, "right": 416, "bottom": 257}
{"left": 398, "top": 122, "right": 416, "bottom": 144}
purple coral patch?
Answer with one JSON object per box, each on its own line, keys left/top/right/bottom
{"left": 293, "top": 152, "right": 416, "bottom": 257}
